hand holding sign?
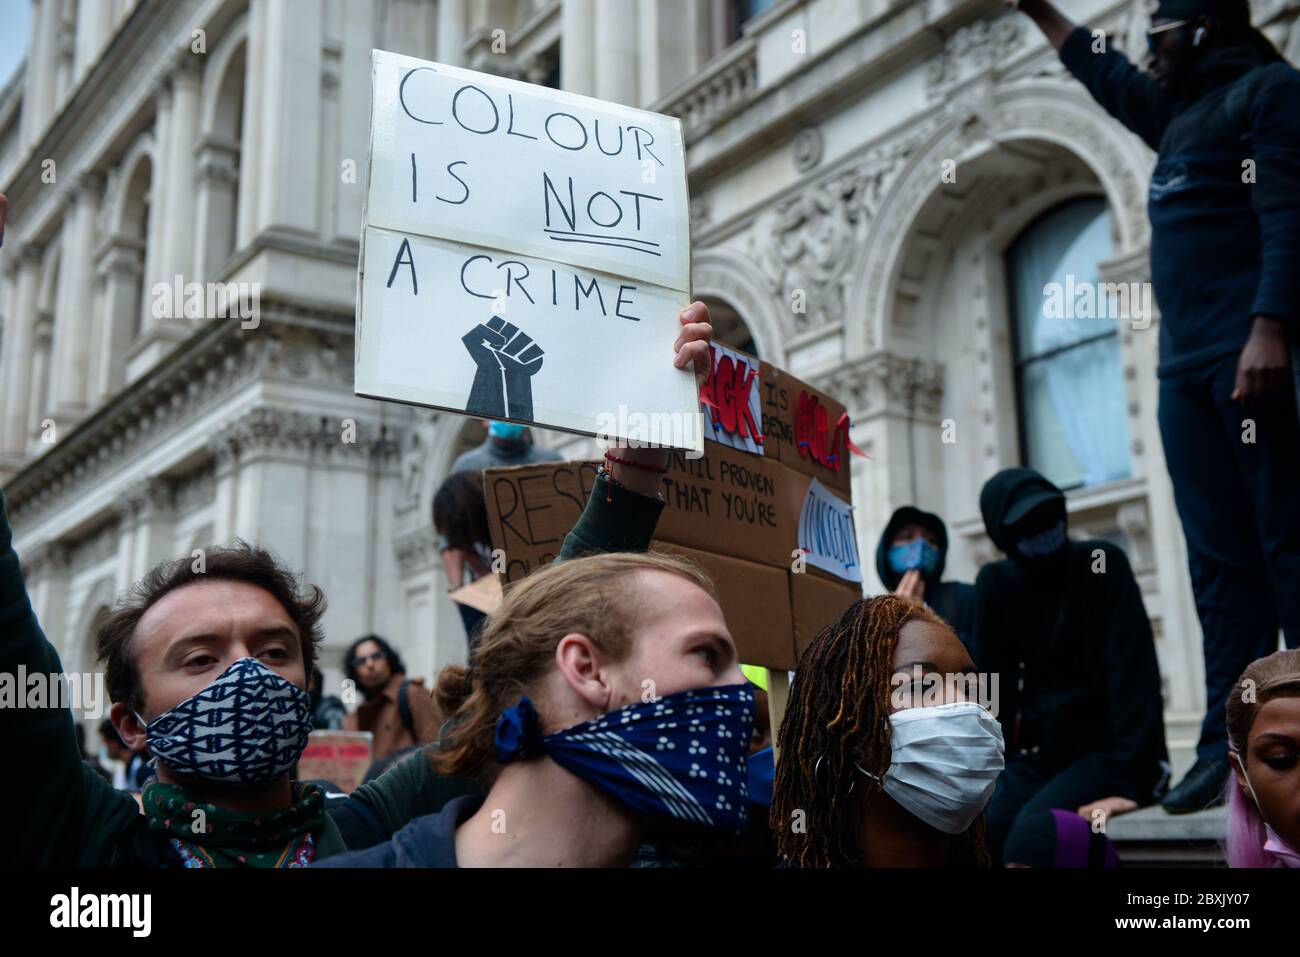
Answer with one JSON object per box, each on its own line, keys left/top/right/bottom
{"left": 605, "top": 302, "right": 713, "bottom": 497}
{"left": 462, "top": 317, "right": 545, "bottom": 420}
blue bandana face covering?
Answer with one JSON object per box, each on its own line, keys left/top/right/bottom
{"left": 138, "top": 657, "right": 313, "bottom": 784}
{"left": 888, "top": 538, "right": 940, "bottom": 577}
{"left": 494, "top": 684, "right": 756, "bottom": 834}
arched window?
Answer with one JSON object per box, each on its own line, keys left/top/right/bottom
{"left": 700, "top": 296, "right": 758, "bottom": 357}
{"left": 1006, "top": 198, "right": 1131, "bottom": 490}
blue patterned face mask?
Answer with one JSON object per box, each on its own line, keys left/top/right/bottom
{"left": 137, "top": 657, "right": 313, "bottom": 784}
{"left": 494, "top": 684, "right": 756, "bottom": 834}
{"left": 888, "top": 538, "right": 940, "bottom": 577}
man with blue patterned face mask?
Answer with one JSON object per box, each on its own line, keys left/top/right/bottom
{"left": 875, "top": 506, "right": 977, "bottom": 656}
{"left": 973, "top": 468, "right": 1171, "bottom": 865}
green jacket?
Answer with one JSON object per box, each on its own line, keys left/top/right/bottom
{"left": 0, "top": 469, "right": 661, "bottom": 867}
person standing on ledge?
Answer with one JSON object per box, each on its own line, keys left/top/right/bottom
{"left": 1008, "top": 0, "right": 1300, "bottom": 814}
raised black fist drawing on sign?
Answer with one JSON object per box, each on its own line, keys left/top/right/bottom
{"left": 462, "top": 316, "right": 545, "bottom": 421}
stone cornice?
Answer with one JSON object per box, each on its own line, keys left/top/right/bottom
{"left": 1, "top": 301, "right": 360, "bottom": 527}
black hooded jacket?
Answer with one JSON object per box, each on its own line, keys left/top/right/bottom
{"left": 972, "top": 470, "right": 1169, "bottom": 805}
{"left": 875, "top": 507, "right": 976, "bottom": 656}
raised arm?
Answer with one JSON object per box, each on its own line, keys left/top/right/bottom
{"left": 1009, "top": 0, "right": 1173, "bottom": 149}
{"left": 0, "top": 492, "right": 138, "bottom": 866}
{"left": 1007, "top": 0, "right": 1075, "bottom": 51}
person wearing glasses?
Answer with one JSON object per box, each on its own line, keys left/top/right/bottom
{"left": 342, "top": 635, "right": 440, "bottom": 762}
{"left": 1007, "top": 0, "right": 1300, "bottom": 815}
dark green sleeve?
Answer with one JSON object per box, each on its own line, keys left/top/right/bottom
{"left": 557, "top": 470, "right": 665, "bottom": 560}
{"left": 332, "top": 747, "right": 481, "bottom": 848}
{"left": 0, "top": 491, "right": 139, "bottom": 866}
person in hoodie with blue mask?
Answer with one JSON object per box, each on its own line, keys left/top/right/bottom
{"left": 973, "top": 467, "right": 1170, "bottom": 865}
{"left": 876, "top": 507, "right": 977, "bottom": 658}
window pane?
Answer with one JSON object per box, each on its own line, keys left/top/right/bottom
{"left": 1020, "top": 336, "right": 1132, "bottom": 490}
{"left": 733, "top": 0, "right": 777, "bottom": 38}
{"left": 1008, "top": 198, "right": 1132, "bottom": 489}
{"left": 1009, "top": 198, "right": 1114, "bottom": 360}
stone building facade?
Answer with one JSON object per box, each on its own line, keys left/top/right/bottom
{"left": 2, "top": 0, "right": 1298, "bottom": 771}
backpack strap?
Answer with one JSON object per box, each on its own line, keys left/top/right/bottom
{"left": 397, "top": 680, "right": 415, "bottom": 736}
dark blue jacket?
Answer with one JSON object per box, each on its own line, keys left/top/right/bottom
{"left": 1059, "top": 27, "right": 1300, "bottom": 377}
{"left": 316, "top": 795, "right": 484, "bottom": 868}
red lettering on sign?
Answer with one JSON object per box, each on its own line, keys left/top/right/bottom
{"left": 700, "top": 348, "right": 763, "bottom": 443}
{"left": 796, "top": 390, "right": 850, "bottom": 471}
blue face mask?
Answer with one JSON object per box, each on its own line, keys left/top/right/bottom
{"left": 137, "top": 657, "right": 313, "bottom": 784}
{"left": 494, "top": 684, "right": 756, "bottom": 835}
{"left": 488, "top": 422, "right": 527, "bottom": 441}
{"left": 888, "top": 538, "right": 940, "bottom": 577}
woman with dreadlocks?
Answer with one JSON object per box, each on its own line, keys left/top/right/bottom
{"left": 771, "top": 595, "right": 1004, "bottom": 867}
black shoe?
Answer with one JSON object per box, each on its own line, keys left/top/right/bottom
{"left": 1161, "top": 756, "right": 1229, "bottom": 814}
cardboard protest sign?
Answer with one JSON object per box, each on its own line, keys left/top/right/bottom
{"left": 297, "top": 731, "right": 374, "bottom": 794}
{"left": 449, "top": 573, "right": 504, "bottom": 615}
{"left": 356, "top": 50, "right": 701, "bottom": 451}
{"left": 481, "top": 354, "right": 863, "bottom": 670}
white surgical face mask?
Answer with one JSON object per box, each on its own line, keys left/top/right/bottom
{"left": 860, "top": 700, "right": 1006, "bottom": 835}
{"left": 1232, "top": 751, "right": 1300, "bottom": 868}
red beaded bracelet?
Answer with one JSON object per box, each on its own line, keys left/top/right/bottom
{"left": 603, "top": 451, "right": 669, "bottom": 474}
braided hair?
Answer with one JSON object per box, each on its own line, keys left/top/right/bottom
{"left": 770, "top": 594, "right": 990, "bottom": 868}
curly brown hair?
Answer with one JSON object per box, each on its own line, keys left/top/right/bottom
{"left": 95, "top": 542, "right": 326, "bottom": 713}
{"left": 770, "top": 594, "right": 990, "bottom": 868}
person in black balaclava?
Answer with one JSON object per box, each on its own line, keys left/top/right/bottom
{"left": 1008, "top": 0, "right": 1300, "bottom": 816}
{"left": 974, "top": 468, "right": 1170, "bottom": 866}
{"left": 875, "top": 506, "right": 977, "bottom": 657}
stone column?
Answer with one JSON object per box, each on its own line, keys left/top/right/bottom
{"left": 22, "top": 0, "right": 60, "bottom": 149}
{"left": 28, "top": 310, "right": 55, "bottom": 448}
{"left": 594, "top": 0, "right": 638, "bottom": 106}
{"left": 2, "top": 248, "right": 43, "bottom": 454}
{"left": 140, "top": 77, "right": 172, "bottom": 333}
{"left": 256, "top": 0, "right": 322, "bottom": 238}
{"left": 561, "top": 0, "right": 596, "bottom": 96}
{"left": 237, "top": 0, "right": 267, "bottom": 249}
{"left": 120, "top": 478, "right": 178, "bottom": 580}
{"left": 93, "top": 234, "right": 146, "bottom": 400}
{"left": 192, "top": 136, "right": 240, "bottom": 281}
{"left": 161, "top": 54, "right": 203, "bottom": 294}
{"left": 22, "top": 541, "right": 71, "bottom": 652}
{"left": 75, "top": 0, "right": 113, "bottom": 77}
{"left": 435, "top": 0, "right": 468, "bottom": 66}
{"left": 50, "top": 173, "right": 104, "bottom": 420}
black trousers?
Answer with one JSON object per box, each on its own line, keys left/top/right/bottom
{"left": 986, "top": 752, "right": 1120, "bottom": 866}
{"left": 1157, "top": 353, "right": 1300, "bottom": 763}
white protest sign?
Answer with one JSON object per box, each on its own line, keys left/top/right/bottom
{"left": 356, "top": 50, "right": 701, "bottom": 451}
{"left": 797, "top": 478, "right": 862, "bottom": 583}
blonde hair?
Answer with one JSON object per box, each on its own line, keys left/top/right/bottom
{"left": 431, "top": 551, "right": 717, "bottom": 781}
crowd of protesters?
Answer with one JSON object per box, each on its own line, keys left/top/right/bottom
{"left": 1, "top": 0, "right": 1298, "bottom": 870}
